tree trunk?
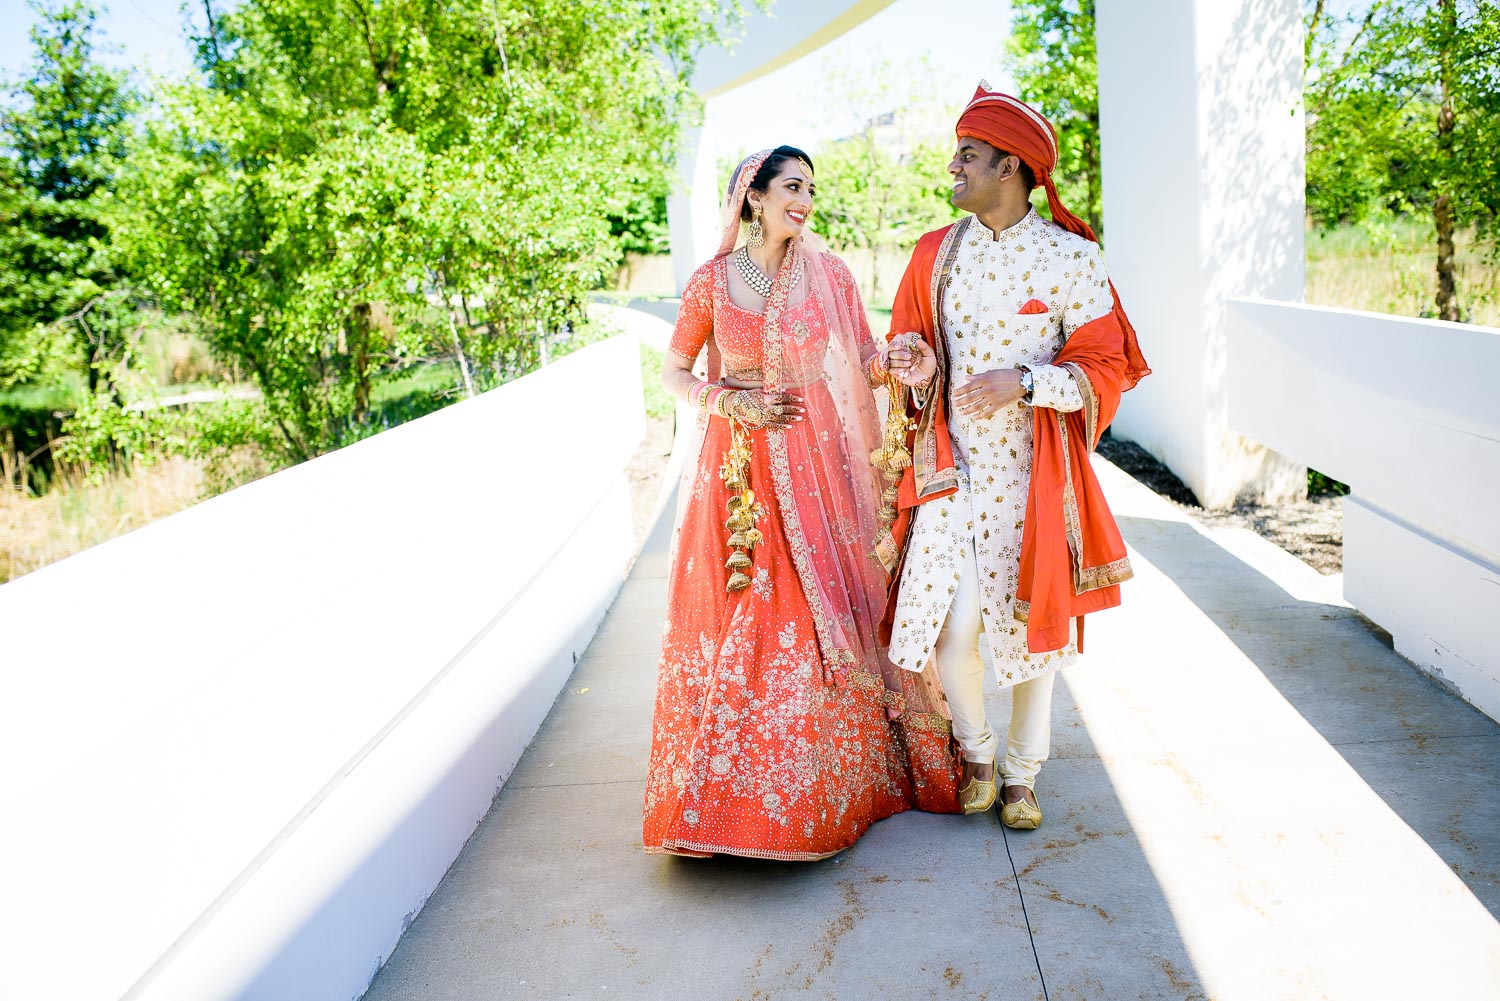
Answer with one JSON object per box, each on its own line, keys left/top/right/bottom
{"left": 1434, "top": 0, "right": 1460, "bottom": 322}
{"left": 449, "top": 308, "right": 476, "bottom": 397}
{"left": 1083, "top": 130, "right": 1103, "bottom": 237}
{"left": 350, "top": 302, "right": 372, "bottom": 420}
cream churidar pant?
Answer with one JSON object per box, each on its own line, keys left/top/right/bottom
{"left": 933, "top": 540, "right": 1056, "bottom": 790}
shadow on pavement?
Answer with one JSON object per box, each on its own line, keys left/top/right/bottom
{"left": 1117, "top": 514, "right": 1500, "bottom": 919}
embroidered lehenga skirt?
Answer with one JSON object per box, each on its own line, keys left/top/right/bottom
{"left": 642, "top": 399, "right": 961, "bottom": 861}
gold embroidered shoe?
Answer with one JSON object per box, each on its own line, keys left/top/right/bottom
{"left": 958, "top": 775, "right": 998, "bottom": 815}
{"left": 1000, "top": 787, "right": 1042, "bottom": 830}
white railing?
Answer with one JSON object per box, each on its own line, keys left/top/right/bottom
{"left": 0, "top": 334, "right": 645, "bottom": 1001}
{"left": 1228, "top": 299, "right": 1500, "bottom": 722}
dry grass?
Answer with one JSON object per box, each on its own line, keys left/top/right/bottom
{"left": 1306, "top": 219, "right": 1500, "bottom": 326}
{"left": 0, "top": 449, "right": 269, "bottom": 584}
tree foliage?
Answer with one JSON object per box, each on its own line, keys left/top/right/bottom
{"left": 808, "top": 57, "right": 961, "bottom": 301}
{"left": 109, "top": 0, "right": 729, "bottom": 460}
{"left": 0, "top": 0, "right": 134, "bottom": 391}
{"left": 1005, "top": 0, "right": 1101, "bottom": 236}
{"left": 1306, "top": 0, "right": 1500, "bottom": 320}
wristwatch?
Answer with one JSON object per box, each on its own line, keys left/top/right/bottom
{"left": 1019, "top": 367, "right": 1035, "bottom": 403}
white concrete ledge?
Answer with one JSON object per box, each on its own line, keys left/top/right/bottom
{"left": 1228, "top": 297, "right": 1500, "bottom": 721}
{"left": 1344, "top": 496, "right": 1500, "bottom": 721}
{"left": 0, "top": 335, "right": 645, "bottom": 1001}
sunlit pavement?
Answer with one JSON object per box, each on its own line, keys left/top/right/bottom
{"left": 360, "top": 439, "right": 1500, "bottom": 1001}
{"left": 367, "top": 298, "right": 1500, "bottom": 999}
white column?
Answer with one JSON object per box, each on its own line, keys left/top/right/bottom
{"left": 667, "top": 120, "right": 724, "bottom": 295}
{"left": 1097, "top": 0, "right": 1307, "bottom": 508}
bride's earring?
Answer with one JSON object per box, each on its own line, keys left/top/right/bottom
{"left": 747, "top": 205, "right": 765, "bottom": 249}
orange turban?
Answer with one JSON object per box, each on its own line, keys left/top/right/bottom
{"left": 955, "top": 81, "right": 1149, "bottom": 390}
{"left": 955, "top": 82, "right": 1096, "bottom": 244}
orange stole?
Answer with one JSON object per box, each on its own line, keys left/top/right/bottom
{"left": 878, "top": 221, "right": 1139, "bottom": 655}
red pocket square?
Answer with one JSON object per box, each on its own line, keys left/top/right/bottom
{"left": 1017, "top": 298, "right": 1049, "bottom": 315}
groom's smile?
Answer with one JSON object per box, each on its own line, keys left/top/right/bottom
{"left": 948, "top": 137, "right": 1013, "bottom": 216}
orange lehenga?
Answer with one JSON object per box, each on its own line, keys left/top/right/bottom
{"left": 642, "top": 245, "right": 962, "bottom": 862}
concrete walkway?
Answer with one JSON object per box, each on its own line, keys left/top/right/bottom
{"left": 364, "top": 456, "right": 1500, "bottom": 1000}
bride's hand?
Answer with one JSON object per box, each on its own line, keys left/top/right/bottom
{"left": 886, "top": 333, "right": 936, "bottom": 386}
{"left": 727, "top": 389, "right": 804, "bottom": 428}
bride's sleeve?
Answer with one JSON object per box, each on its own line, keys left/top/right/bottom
{"left": 669, "top": 265, "right": 715, "bottom": 364}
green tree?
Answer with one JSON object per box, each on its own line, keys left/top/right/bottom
{"left": 1305, "top": 0, "right": 1500, "bottom": 321}
{"left": 0, "top": 0, "right": 134, "bottom": 391}
{"left": 810, "top": 57, "right": 960, "bottom": 302}
{"left": 1005, "top": 0, "right": 1100, "bottom": 235}
{"left": 116, "top": 0, "right": 733, "bottom": 460}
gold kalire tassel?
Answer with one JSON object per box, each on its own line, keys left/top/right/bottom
{"left": 719, "top": 418, "right": 764, "bottom": 592}
{"left": 870, "top": 374, "right": 915, "bottom": 573}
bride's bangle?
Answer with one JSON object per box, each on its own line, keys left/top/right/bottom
{"left": 690, "top": 380, "right": 712, "bottom": 412}
{"left": 713, "top": 388, "right": 737, "bottom": 419}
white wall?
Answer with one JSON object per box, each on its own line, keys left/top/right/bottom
{"left": 667, "top": 122, "right": 726, "bottom": 296}
{"left": 1097, "top": 0, "right": 1307, "bottom": 507}
{"left": 0, "top": 335, "right": 645, "bottom": 1001}
{"left": 1229, "top": 298, "right": 1500, "bottom": 722}
{"left": 668, "top": 0, "right": 898, "bottom": 292}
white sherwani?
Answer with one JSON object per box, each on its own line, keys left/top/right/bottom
{"left": 887, "top": 208, "right": 1116, "bottom": 688}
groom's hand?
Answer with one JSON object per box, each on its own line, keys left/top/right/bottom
{"left": 887, "top": 333, "right": 936, "bottom": 386}
{"left": 952, "top": 368, "right": 1026, "bottom": 420}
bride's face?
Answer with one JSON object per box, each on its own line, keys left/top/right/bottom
{"left": 748, "top": 160, "right": 815, "bottom": 246}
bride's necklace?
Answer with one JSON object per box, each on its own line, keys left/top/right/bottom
{"left": 735, "top": 245, "right": 775, "bottom": 298}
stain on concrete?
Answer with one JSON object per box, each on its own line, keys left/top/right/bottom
{"left": 586, "top": 911, "right": 639, "bottom": 966}
{"left": 1028, "top": 878, "right": 1112, "bottom": 924}
{"left": 813, "top": 881, "right": 866, "bottom": 973}
{"left": 1155, "top": 956, "right": 1207, "bottom": 1000}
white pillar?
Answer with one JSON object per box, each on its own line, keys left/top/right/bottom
{"left": 1097, "top": 0, "right": 1307, "bottom": 508}
{"left": 667, "top": 121, "right": 724, "bottom": 295}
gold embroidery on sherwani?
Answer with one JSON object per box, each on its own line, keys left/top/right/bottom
{"left": 889, "top": 209, "right": 1113, "bottom": 687}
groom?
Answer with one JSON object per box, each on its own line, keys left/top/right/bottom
{"left": 878, "top": 83, "right": 1148, "bottom": 829}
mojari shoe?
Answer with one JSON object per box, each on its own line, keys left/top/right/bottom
{"left": 999, "top": 786, "right": 1042, "bottom": 830}
{"left": 958, "top": 769, "right": 998, "bottom": 816}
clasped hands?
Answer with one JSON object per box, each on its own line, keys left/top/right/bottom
{"left": 727, "top": 388, "right": 803, "bottom": 428}
{"left": 881, "top": 332, "right": 1028, "bottom": 421}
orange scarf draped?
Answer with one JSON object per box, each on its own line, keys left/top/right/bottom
{"left": 877, "top": 219, "right": 1144, "bottom": 654}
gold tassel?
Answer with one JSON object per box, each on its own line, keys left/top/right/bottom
{"left": 719, "top": 417, "right": 767, "bottom": 593}
{"left": 870, "top": 373, "right": 918, "bottom": 570}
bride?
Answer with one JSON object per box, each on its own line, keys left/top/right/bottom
{"left": 642, "top": 146, "right": 962, "bottom": 860}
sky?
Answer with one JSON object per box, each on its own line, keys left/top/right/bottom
{"left": 1, "top": 0, "right": 207, "bottom": 82}
{"left": 1, "top": 0, "right": 1014, "bottom": 126}
{"left": 707, "top": 0, "right": 1015, "bottom": 157}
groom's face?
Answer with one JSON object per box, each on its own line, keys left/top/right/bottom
{"left": 949, "top": 137, "right": 1010, "bottom": 214}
